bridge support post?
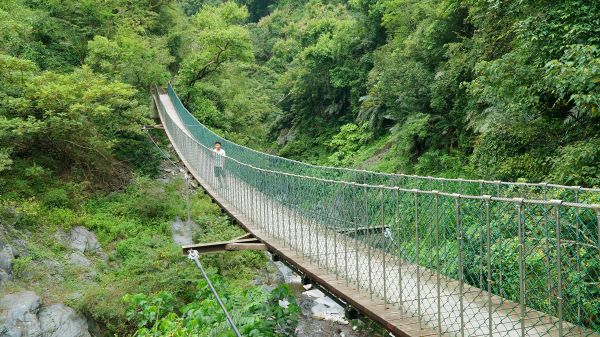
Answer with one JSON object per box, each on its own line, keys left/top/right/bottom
{"left": 345, "top": 306, "right": 360, "bottom": 320}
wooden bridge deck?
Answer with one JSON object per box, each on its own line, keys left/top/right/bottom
{"left": 154, "top": 91, "right": 599, "bottom": 337}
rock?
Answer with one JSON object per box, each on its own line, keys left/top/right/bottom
{"left": 314, "top": 297, "right": 344, "bottom": 315}
{"left": 39, "top": 304, "right": 91, "bottom": 337}
{"left": 10, "top": 240, "right": 27, "bottom": 258}
{"left": 95, "top": 251, "right": 108, "bottom": 263}
{"left": 272, "top": 261, "right": 301, "bottom": 284}
{"left": 0, "top": 243, "right": 14, "bottom": 275}
{"left": 0, "top": 270, "right": 11, "bottom": 285}
{"left": 189, "top": 179, "right": 199, "bottom": 188}
{"left": 68, "top": 227, "right": 100, "bottom": 254}
{"left": 170, "top": 218, "right": 200, "bottom": 246}
{"left": 303, "top": 289, "right": 325, "bottom": 300}
{"left": 86, "top": 317, "right": 102, "bottom": 337}
{"left": 0, "top": 291, "right": 42, "bottom": 337}
{"left": 68, "top": 253, "right": 91, "bottom": 268}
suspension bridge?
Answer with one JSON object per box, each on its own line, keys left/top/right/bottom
{"left": 152, "top": 84, "right": 600, "bottom": 337}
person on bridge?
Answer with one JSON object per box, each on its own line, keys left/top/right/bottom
{"left": 213, "top": 141, "right": 227, "bottom": 188}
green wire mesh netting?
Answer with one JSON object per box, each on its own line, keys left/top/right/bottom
{"left": 166, "top": 84, "right": 600, "bottom": 203}
{"left": 157, "top": 85, "right": 600, "bottom": 336}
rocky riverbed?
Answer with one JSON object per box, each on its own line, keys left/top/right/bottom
{"left": 268, "top": 259, "right": 369, "bottom": 337}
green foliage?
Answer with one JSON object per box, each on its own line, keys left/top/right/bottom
{"left": 124, "top": 291, "right": 177, "bottom": 328}
{"left": 248, "top": 0, "right": 600, "bottom": 188}
{"left": 548, "top": 138, "right": 600, "bottom": 187}
{"left": 546, "top": 44, "right": 600, "bottom": 117}
{"left": 124, "top": 283, "right": 299, "bottom": 337}
{"left": 11, "top": 255, "right": 33, "bottom": 278}
{"left": 470, "top": 120, "right": 555, "bottom": 182}
{"left": 328, "top": 123, "right": 372, "bottom": 166}
{"left": 86, "top": 31, "right": 173, "bottom": 92}
{"left": 41, "top": 188, "right": 71, "bottom": 208}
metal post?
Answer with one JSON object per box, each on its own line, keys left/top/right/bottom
{"left": 396, "top": 187, "right": 403, "bottom": 312}
{"left": 323, "top": 179, "right": 329, "bottom": 271}
{"left": 381, "top": 186, "right": 387, "bottom": 305}
{"left": 293, "top": 176, "right": 299, "bottom": 253}
{"left": 574, "top": 187, "right": 582, "bottom": 323}
{"left": 555, "top": 200, "right": 564, "bottom": 337}
{"left": 300, "top": 179, "right": 305, "bottom": 257}
{"left": 414, "top": 190, "right": 421, "bottom": 331}
{"left": 286, "top": 173, "right": 291, "bottom": 248}
{"left": 344, "top": 184, "right": 349, "bottom": 285}
{"left": 334, "top": 181, "right": 339, "bottom": 278}
{"left": 316, "top": 179, "right": 321, "bottom": 268}
{"left": 366, "top": 185, "right": 372, "bottom": 299}
{"left": 516, "top": 198, "right": 525, "bottom": 337}
{"left": 484, "top": 195, "right": 492, "bottom": 337}
{"left": 455, "top": 194, "right": 464, "bottom": 337}
{"left": 434, "top": 191, "right": 441, "bottom": 336}
{"left": 354, "top": 183, "right": 360, "bottom": 286}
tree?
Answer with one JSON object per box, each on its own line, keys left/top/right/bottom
{"left": 86, "top": 31, "right": 173, "bottom": 91}
{"left": 177, "top": 2, "right": 254, "bottom": 104}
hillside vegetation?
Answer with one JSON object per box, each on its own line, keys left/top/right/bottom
{"left": 175, "top": 0, "right": 600, "bottom": 187}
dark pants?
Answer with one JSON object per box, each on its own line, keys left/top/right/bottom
{"left": 214, "top": 166, "right": 225, "bottom": 177}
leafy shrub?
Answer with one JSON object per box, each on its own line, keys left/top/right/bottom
{"left": 471, "top": 120, "right": 554, "bottom": 181}
{"left": 328, "top": 123, "right": 372, "bottom": 166}
{"left": 46, "top": 208, "right": 78, "bottom": 229}
{"left": 124, "top": 284, "right": 300, "bottom": 337}
{"left": 41, "top": 188, "right": 70, "bottom": 209}
{"left": 12, "top": 255, "right": 33, "bottom": 278}
{"left": 548, "top": 138, "right": 600, "bottom": 187}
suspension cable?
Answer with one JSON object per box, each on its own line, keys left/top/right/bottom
{"left": 143, "top": 126, "right": 182, "bottom": 171}
{"left": 187, "top": 250, "right": 242, "bottom": 337}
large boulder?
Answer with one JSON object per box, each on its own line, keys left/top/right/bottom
{"left": 68, "top": 227, "right": 100, "bottom": 254}
{"left": 38, "top": 304, "right": 90, "bottom": 337}
{"left": 0, "top": 292, "right": 92, "bottom": 337}
{"left": 0, "top": 291, "right": 42, "bottom": 337}
{"left": 171, "top": 218, "right": 200, "bottom": 246}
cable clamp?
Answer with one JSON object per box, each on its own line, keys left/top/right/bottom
{"left": 187, "top": 249, "right": 199, "bottom": 260}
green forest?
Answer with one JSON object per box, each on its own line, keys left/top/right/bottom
{"left": 0, "top": 0, "right": 599, "bottom": 336}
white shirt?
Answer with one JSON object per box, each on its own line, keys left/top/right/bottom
{"left": 213, "top": 148, "right": 226, "bottom": 167}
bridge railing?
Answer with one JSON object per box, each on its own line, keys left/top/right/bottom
{"left": 157, "top": 87, "right": 600, "bottom": 336}
{"left": 166, "top": 84, "right": 600, "bottom": 203}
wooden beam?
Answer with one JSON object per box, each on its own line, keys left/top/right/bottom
{"left": 182, "top": 235, "right": 266, "bottom": 255}
{"left": 224, "top": 243, "right": 267, "bottom": 251}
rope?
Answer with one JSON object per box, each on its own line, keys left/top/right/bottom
{"left": 187, "top": 250, "right": 242, "bottom": 337}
